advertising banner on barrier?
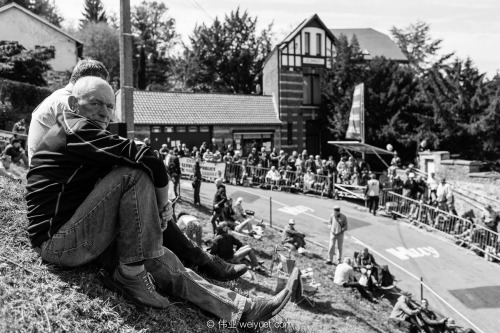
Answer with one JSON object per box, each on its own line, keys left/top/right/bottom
{"left": 179, "top": 157, "right": 226, "bottom": 181}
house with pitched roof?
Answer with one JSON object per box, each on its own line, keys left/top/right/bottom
{"left": 114, "top": 91, "right": 281, "bottom": 154}
{"left": 0, "top": 3, "right": 83, "bottom": 72}
{"left": 262, "top": 14, "right": 407, "bottom": 155}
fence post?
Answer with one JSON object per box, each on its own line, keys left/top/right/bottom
{"left": 269, "top": 196, "right": 273, "bottom": 227}
{"left": 420, "top": 277, "right": 424, "bottom": 300}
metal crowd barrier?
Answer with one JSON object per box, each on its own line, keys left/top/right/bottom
{"left": 380, "top": 190, "right": 500, "bottom": 261}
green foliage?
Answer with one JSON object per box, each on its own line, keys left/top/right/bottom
{"left": 0, "top": 78, "right": 51, "bottom": 130}
{"left": 77, "top": 22, "right": 119, "bottom": 80}
{"left": 180, "top": 8, "right": 273, "bottom": 93}
{"left": 80, "top": 0, "right": 107, "bottom": 28}
{"left": 0, "top": 40, "right": 52, "bottom": 86}
{"left": 0, "top": 0, "right": 63, "bottom": 27}
{"left": 322, "top": 22, "right": 500, "bottom": 162}
{"left": 131, "top": 0, "right": 178, "bottom": 87}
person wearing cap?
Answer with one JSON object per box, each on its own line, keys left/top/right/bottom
{"left": 389, "top": 292, "right": 422, "bottom": 331}
{"left": 209, "top": 222, "right": 265, "bottom": 273}
{"left": 403, "top": 173, "right": 419, "bottom": 200}
{"left": 418, "top": 298, "right": 449, "bottom": 333}
{"left": 327, "top": 206, "right": 348, "bottom": 265}
{"left": 365, "top": 173, "right": 381, "bottom": 216}
{"left": 282, "top": 219, "right": 306, "bottom": 250}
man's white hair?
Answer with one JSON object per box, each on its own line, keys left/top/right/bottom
{"left": 72, "top": 76, "right": 113, "bottom": 99}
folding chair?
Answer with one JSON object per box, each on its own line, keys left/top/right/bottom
{"left": 295, "top": 267, "right": 320, "bottom": 307}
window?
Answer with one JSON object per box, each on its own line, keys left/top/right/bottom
{"left": 188, "top": 126, "right": 198, "bottom": 132}
{"left": 164, "top": 126, "right": 174, "bottom": 133}
{"left": 200, "top": 126, "right": 210, "bottom": 132}
{"left": 316, "top": 34, "right": 322, "bottom": 56}
{"left": 176, "top": 126, "right": 186, "bottom": 133}
{"left": 287, "top": 122, "right": 293, "bottom": 145}
{"left": 152, "top": 126, "right": 161, "bottom": 133}
{"left": 304, "top": 32, "right": 310, "bottom": 55}
{"left": 303, "top": 74, "right": 321, "bottom": 105}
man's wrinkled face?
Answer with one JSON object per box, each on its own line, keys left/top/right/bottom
{"left": 72, "top": 87, "right": 115, "bottom": 129}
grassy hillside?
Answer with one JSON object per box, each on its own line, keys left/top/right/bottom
{"left": 0, "top": 176, "right": 405, "bottom": 332}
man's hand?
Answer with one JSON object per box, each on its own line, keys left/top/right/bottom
{"left": 160, "top": 201, "right": 173, "bottom": 231}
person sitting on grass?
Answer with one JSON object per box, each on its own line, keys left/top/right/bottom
{"left": 0, "top": 155, "right": 23, "bottom": 181}
{"left": 2, "top": 138, "right": 28, "bottom": 168}
{"left": 282, "top": 219, "right": 306, "bottom": 251}
{"left": 355, "top": 248, "right": 379, "bottom": 290}
{"left": 209, "top": 222, "right": 266, "bottom": 273}
{"left": 26, "top": 77, "right": 292, "bottom": 324}
{"left": 232, "top": 197, "right": 264, "bottom": 236}
{"left": 389, "top": 292, "right": 422, "bottom": 332}
{"left": 333, "top": 258, "right": 375, "bottom": 303}
{"left": 418, "top": 298, "right": 449, "bottom": 333}
{"left": 176, "top": 213, "right": 203, "bottom": 247}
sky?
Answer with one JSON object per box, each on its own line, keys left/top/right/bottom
{"left": 56, "top": 0, "right": 500, "bottom": 78}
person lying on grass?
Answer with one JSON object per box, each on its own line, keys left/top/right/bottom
{"left": 26, "top": 76, "right": 293, "bottom": 324}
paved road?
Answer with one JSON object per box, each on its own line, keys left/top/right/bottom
{"left": 180, "top": 180, "right": 500, "bottom": 333}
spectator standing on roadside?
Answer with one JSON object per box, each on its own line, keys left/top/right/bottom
{"left": 12, "top": 118, "right": 27, "bottom": 149}
{"left": 199, "top": 142, "right": 207, "bottom": 156}
{"left": 337, "top": 157, "right": 347, "bottom": 183}
{"left": 223, "top": 152, "right": 233, "bottom": 164}
{"left": 436, "top": 178, "right": 457, "bottom": 215}
{"left": 365, "top": 173, "right": 381, "bottom": 216}
{"left": 269, "top": 148, "right": 279, "bottom": 168}
{"left": 379, "top": 170, "right": 391, "bottom": 189}
{"left": 278, "top": 150, "right": 288, "bottom": 171}
{"left": 203, "top": 149, "right": 213, "bottom": 162}
{"left": 167, "top": 148, "right": 181, "bottom": 197}
{"left": 191, "top": 146, "right": 199, "bottom": 158}
{"left": 324, "top": 156, "right": 337, "bottom": 198}
{"left": 247, "top": 147, "right": 258, "bottom": 167}
{"left": 301, "top": 149, "right": 308, "bottom": 162}
{"left": 159, "top": 144, "right": 169, "bottom": 161}
{"left": 403, "top": 173, "right": 419, "bottom": 200}
{"left": 315, "top": 155, "right": 323, "bottom": 175}
{"left": 295, "top": 154, "right": 304, "bottom": 174}
{"left": 326, "top": 206, "right": 348, "bottom": 265}
{"left": 212, "top": 150, "right": 222, "bottom": 162}
{"left": 226, "top": 144, "right": 235, "bottom": 157}
{"left": 305, "top": 155, "right": 316, "bottom": 174}
{"left": 192, "top": 158, "right": 202, "bottom": 205}
{"left": 287, "top": 151, "right": 298, "bottom": 171}
{"left": 233, "top": 151, "right": 242, "bottom": 164}
{"left": 259, "top": 147, "right": 269, "bottom": 168}
{"left": 209, "top": 178, "right": 228, "bottom": 234}
{"left": 391, "top": 151, "right": 402, "bottom": 168}
{"left": 426, "top": 173, "right": 438, "bottom": 202}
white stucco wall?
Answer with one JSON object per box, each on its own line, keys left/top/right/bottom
{"left": 0, "top": 7, "right": 79, "bottom": 72}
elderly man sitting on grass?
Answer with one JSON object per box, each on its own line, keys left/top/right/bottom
{"left": 26, "top": 76, "right": 293, "bottom": 324}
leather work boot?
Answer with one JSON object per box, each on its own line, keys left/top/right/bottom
{"left": 113, "top": 267, "right": 170, "bottom": 309}
{"left": 198, "top": 254, "right": 248, "bottom": 282}
{"left": 240, "top": 288, "right": 291, "bottom": 323}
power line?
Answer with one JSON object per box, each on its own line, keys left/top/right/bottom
{"left": 188, "top": 0, "right": 214, "bottom": 21}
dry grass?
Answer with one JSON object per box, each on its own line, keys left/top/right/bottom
{"left": 0, "top": 176, "right": 404, "bottom": 332}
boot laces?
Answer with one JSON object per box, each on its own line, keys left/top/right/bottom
{"left": 142, "top": 272, "right": 157, "bottom": 294}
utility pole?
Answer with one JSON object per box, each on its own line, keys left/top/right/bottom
{"left": 119, "top": 0, "right": 134, "bottom": 139}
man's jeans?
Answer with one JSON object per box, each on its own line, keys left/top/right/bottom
{"left": 39, "top": 166, "right": 246, "bottom": 322}
{"left": 40, "top": 166, "right": 164, "bottom": 266}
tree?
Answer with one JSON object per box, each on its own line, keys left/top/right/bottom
{"left": 0, "top": 0, "right": 64, "bottom": 27}
{"left": 183, "top": 8, "right": 273, "bottom": 93}
{"left": 77, "top": 22, "right": 119, "bottom": 80}
{"left": 0, "top": 40, "right": 52, "bottom": 86}
{"left": 131, "top": 0, "right": 178, "bottom": 87}
{"left": 80, "top": 0, "right": 107, "bottom": 28}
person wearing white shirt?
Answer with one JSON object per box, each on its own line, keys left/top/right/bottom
{"left": 27, "top": 60, "right": 109, "bottom": 163}
{"left": 426, "top": 172, "right": 438, "bottom": 202}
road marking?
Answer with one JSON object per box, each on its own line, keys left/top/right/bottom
{"left": 386, "top": 246, "right": 440, "bottom": 260}
{"left": 230, "top": 186, "right": 484, "bottom": 333}
{"left": 278, "top": 205, "right": 315, "bottom": 215}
